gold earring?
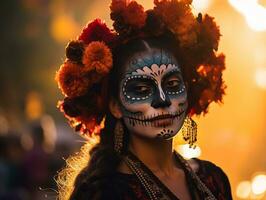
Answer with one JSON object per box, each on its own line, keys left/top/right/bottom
{"left": 182, "top": 116, "right": 197, "bottom": 149}
{"left": 114, "top": 120, "right": 124, "bottom": 153}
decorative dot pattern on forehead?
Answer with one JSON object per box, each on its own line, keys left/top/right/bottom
{"left": 132, "top": 63, "right": 180, "bottom": 77}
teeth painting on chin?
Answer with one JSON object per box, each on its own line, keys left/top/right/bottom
{"left": 124, "top": 109, "right": 185, "bottom": 127}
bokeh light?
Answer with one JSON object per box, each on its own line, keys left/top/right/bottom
{"left": 25, "top": 92, "right": 43, "bottom": 120}
{"left": 255, "top": 67, "right": 266, "bottom": 89}
{"left": 177, "top": 144, "right": 201, "bottom": 159}
{"left": 251, "top": 174, "right": 266, "bottom": 195}
{"left": 50, "top": 14, "right": 79, "bottom": 43}
{"left": 236, "top": 181, "right": 252, "bottom": 199}
{"left": 20, "top": 133, "right": 34, "bottom": 151}
{"left": 192, "top": 0, "right": 212, "bottom": 13}
{"left": 228, "top": 0, "right": 266, "bottom": 31}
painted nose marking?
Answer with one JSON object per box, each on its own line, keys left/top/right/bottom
{"left": 158, "top": 84, "right": 166, "bottom": 101}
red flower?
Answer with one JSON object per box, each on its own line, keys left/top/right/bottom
{"left": 78, "top": 19, "right": 117, "bottom": 44}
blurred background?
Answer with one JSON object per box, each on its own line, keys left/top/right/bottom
{"left": 0, "top": 0, "right": 265, "bottom": 199}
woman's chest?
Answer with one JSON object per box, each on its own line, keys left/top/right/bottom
{"left": 155, "top": 169, "right": 192, "bottom": 200}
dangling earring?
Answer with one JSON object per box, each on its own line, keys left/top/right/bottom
{"left": 114, "top": 119, "right": 124, "bottom": 153}
{"left": 182, "top": 116, "right": 197, "bottom": 149}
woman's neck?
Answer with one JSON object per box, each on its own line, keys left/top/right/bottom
{"left": 128, "top": 134, "right": 177, "bottom": 176}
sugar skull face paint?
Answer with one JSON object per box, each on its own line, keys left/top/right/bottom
{"left": 119, "top": 46, "right": 188, "bottom": 139}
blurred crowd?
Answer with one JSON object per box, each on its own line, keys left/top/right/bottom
{"left": 0, "top": 114, "right": 81, "bottom": 200}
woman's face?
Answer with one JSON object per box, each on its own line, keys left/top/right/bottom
{"left": 118, "top": 47, "right": 188, "bottom": 139}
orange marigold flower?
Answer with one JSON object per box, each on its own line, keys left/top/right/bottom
{"left": 123, "top": 1, "right": 147, "bottom": 28}
{"left": 55, "top": 61, "right": 89, "bottom": 98}
{"left": 82, "top": 41, "right": 113, "bottom": 74}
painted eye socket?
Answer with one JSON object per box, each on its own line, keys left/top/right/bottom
{"left": 166, "top": 79, "right": 180, "bottom": 88}
{"left": 123, "top": 78, "right": 154, "bottom": 99}
{"left": 164, "top": 76, "right": 181, "bottom": 92}
{"left": 133, "top": 85, "right": 151, "bottom": 94}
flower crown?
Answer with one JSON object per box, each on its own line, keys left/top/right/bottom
{"left": 55, "top": 0, "right": 226, "bottom": 137}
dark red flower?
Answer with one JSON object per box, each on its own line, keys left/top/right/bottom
{"left": 199, "top": 14, "right": 221, "bottom": 51}
{"left": 65, "top": 40, "right": 84, "bottom": 63}
{"left": 123, "top": 1, "right": 147, "bottom": 29}
{"left": 78, "top": 19, "right": 117, "bottom": 45}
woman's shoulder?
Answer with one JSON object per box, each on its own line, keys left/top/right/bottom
{"left": 70, "top": 173, "right": 139, "bottom": 200}
{"left": 188, "top": 157, "right": 233, "bottom": 200}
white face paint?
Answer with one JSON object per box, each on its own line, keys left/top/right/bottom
{"left": 119, "top": 48, "right": 188, "bottom": 139}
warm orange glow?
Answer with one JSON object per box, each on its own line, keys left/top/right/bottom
{"left": 63, "top": 2, "right": 266, "bottom": 199}
{"left": 228, "top": 0, "right": 266, "bottom": 31}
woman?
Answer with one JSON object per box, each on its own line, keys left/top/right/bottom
{"left": 55, "top": 0, "right": 232, "bottom": 199}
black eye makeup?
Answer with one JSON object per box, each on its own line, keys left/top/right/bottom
{"left": 121, "top": 66, "right": 186, "bottom": 102}
{"left": 162, "top": 70, "right": 185, "bottom": 95}
{"left": 122, "top": 75, "right": 156, "bottom": 101}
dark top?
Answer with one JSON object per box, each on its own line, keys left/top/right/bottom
{"left": 99, "top": 158, "right": 233, "bottom": 200}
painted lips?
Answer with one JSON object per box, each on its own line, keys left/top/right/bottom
{"left": 125, "top": 110, "right": 185, "bottom": 127}
{"left": 154, "top": 118, "right": 173, "bottom": 127}
{"left": 150, "top": 111, "right": 185, "bottom": 127}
